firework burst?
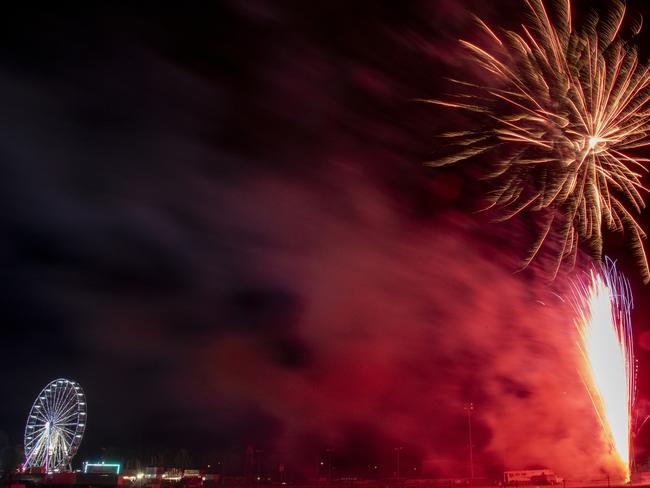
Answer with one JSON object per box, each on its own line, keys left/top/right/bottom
{"left": 425, "top": 0, "right": 650, "bottom": 281}
{"left": 571, "top": 259, "right": 635, "bottom": 480}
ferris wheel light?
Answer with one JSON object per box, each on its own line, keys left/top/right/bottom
{"left": 23, "top": 379, "right": 87, "bottom": 473}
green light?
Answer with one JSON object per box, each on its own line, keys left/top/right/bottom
{"left": 83, "top": 462, "right": 121, "bottom": 474}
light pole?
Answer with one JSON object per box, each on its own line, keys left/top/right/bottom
{"left": 394, "top": 447, "right": 403, "bottom": 482}
{"left": 464, "top": 403, "right": 474, "bottom": 481}
{"left": 255, "top": 450, "right": 262, "bottom": 484}
{"left": 326, "top": 449, "right": 334, "bottom": 482}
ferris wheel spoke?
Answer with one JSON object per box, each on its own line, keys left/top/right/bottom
{"left": 46, "top": 398, "right": 58, "bottom": 424}
{"left": 54, "top": 438, "right": 68, "bottom": 459}
{"left": 37, "top": 388, "right": 49, "bottom": 416}
{"left": 58, "top": 437, "right": 74, "bottom": 452}
{"left": 51, "top": 383, "right": 67, "bottom": 421}
{"left": 56, "top": 421, "right": 79, "bottom": 433}
{"left": 29, "top": 407, "right": 50, "bottom": 423}
{"left": 52, "top": 385, "right": 72, "bottom": 420}
{"left": 30, "top": 416, "right": 48, "bottom": 428}
{"left": 60, "top": 445, "right": 71, "bottom": 465}
{"left": 59, "top": 436, "right": 70, "bottom": 455}
{"left": 61, "top": 433, "right": 78, "bottom": 448}
{"left": 56, "top": 390, "right": 78, "bottom": 424}
{"left": 57, "top": 427, "right": 77, "bottom": 439}
{"left": 24, "top": 440, "right": 40, "bottom": 457}
{"left": 25, "top": 434, "right": 46, "bottom": 464}
{"left": 44, "top": 385, "right": 57, "bottom": 420}
{"left": 62, "top": 384, "right": 78, "bottom": 412}
{"left": 25, "top": 430, "right": 47, "bottom": 447}
{"left": 50, "top": 385, "right": 62, "bottom": 418}
{"left": 25, "top": 432, "right": 45, "bottom": 447}
{"left": 58, "top": 428, "right": 79, "bottom": 439}
{"left": 34, "top": 408, "right": 50, "bottom": 423}
{"left": 41, "top": 392, "right": 51, "bottom": 419}
{"left": 36, "top": 412, "right": 50, "bottom": 424}
{"left": 28, "top": 423, "right": 48, "bottom": 436}
{"left": 51, "top": 436, "right": 65, "bottom": 461}
{"left": 52, "top": 429, "right": 63, "bottom": 441}
{"left": 32, "top": 400, "right": 47, "bottom": 413}
{"left": 54, "top": 400, "right": 79, "bottom": 423}
{"left": 51, "top": 382, "right": 68, "bottom": 419}
{"left": 57, "top": 421, "right": 81, "bottom": 429}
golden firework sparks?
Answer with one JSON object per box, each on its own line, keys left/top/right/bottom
{"left": 425, "top": 0, "right": 650, "bottom": 281}
{"left": 572, "top": 260, "right": 635, "bottom": 480}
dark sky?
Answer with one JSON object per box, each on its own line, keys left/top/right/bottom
{"left": 3, "top": 0, "right": 650, "bottom": 479}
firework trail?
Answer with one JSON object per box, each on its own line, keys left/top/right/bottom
{"left": 572, "top": 259, "right": 635, "bottom": 480}
{"left": 425, "top": 0, "right": 650, "bottom": 282}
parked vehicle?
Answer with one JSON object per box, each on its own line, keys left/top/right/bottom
{"left": 503, "top": 470, "right": 561, "bottom": 485}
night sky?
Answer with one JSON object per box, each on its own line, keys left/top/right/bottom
{"left": 3, "top": 0, "right": 650, "bottom": 480}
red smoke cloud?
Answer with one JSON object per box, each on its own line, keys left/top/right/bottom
{"left": 153, "top": 168, "right": 623, "bottom": 480}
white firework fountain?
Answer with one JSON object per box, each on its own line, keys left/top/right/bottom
{"left": 23, "top": 378, "right": 87, "bottom": 472}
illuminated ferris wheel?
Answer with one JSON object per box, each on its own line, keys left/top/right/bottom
{"left": 23, "top": 379, "right": 87, "bottom": 472}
